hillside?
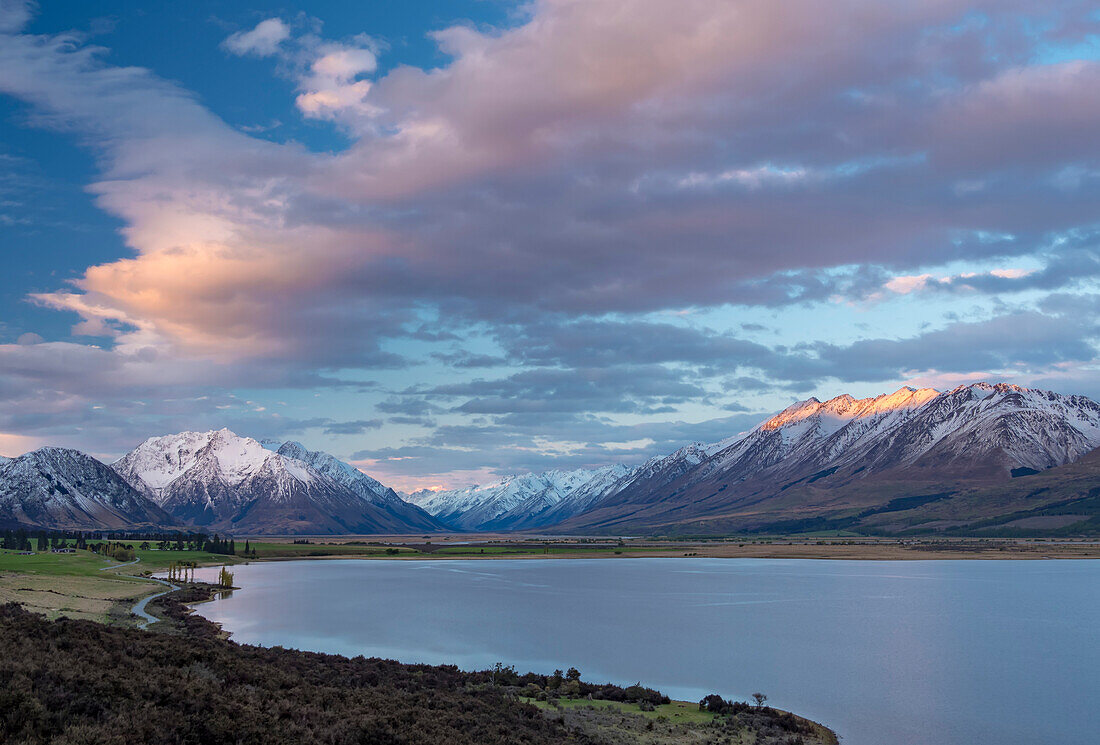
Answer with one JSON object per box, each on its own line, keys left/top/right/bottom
{"left": 0, "top": 448, "right": 172, "bottom": 531}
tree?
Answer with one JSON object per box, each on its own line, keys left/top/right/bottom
{"left": 752, "top": 692, "right": 767, "bottom": 708}
{"left": 36, "top": 533, "right": 47, "bottom": 552}
{"left": 566, "top": 667, "right": 581, "bottom": 682}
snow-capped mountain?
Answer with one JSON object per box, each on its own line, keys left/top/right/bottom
{"left": 4, "top": 381, "right": 1097, "bottom": 536}
{"left": 504, "top": 463, "right": 636, "bottom": 530}
{"left": 406, "top": 464, "right": 636, "bottom": 531}
{"left": 0, "top": 447, "right": 172, "bottom": 530}
{"left": 112, "top": 429, "right": 438, "bottom": 535}
{"left": 692, "top": 383, "right": 1100, "bottom": 489}
{"left": 684, "top": 385, "right": 944, "bottom": 487}
{"left": 263, "top": 440, "right": 443, "bottom": 531}
{"left": 409, "top": 383, "right": 1100, "bottom": 534}
{"left": 558, "top": 382, "right": 1100, "bottom": 532}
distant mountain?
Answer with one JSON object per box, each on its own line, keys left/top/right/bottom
{"left": 113, "top": 429, "right": 439, "bottom": 535}
{"left": 501, "top": 464, "right": 635, "bottom": 531}
{"left": 557, "top": 383, "right": 1100, "bottom": 534}
{"left": 0, "top": 447, "right": 172, "bottom": 530}
{"left": 263, "top": 440, "right": 443, "bottom": 532}
{"left": 406, "top": 465, "right": 634, "bottom": 531}
{"left": 408, "top": 382, "right": 1100, "bottom": 535}
{"left": 5, "top": 381, "right": 1099, "bottom": 536}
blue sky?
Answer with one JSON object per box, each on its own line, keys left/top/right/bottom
{"left": 1, "top": 0, "right": 1098, "bottom": 490}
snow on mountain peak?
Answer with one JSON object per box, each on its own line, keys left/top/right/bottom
{"left": 265, "top": 440, "right": 399, "bottom": 505}
{"left": 406, "top": 463, "right": 641, "bottom": 530}
{"left": 759, "top": 386, "right": 941, "bottom": 436}
{"left": 1, "top": 447, "right": 171, "bottom": 530}
{"left": 113, "top": 428, "right": 314, "bottom": 496}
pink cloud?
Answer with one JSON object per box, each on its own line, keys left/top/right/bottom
{"left": 0, "top": 0, "right": 1097, "bottom": 410}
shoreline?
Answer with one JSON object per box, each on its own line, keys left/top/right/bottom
{"left": 3, "top": 535, "right": 1097, "bottom": 627}
{"left": 227, "top": 535, "right": 1100, "bottom": 561}
{"left": 147, "top": 582, "right": 841, "bottom": 745}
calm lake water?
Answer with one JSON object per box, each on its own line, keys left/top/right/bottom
{"left": 191, "top": 558, "right": 1099, "bottom": 745}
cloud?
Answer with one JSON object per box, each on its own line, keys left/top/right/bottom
{"left": 931, "top": 60, "right": 1100, "bottom": 173}
{"left": 322, "top": 418, "right": 383, "bottom": 435}
{"left": 222, "top": 18, "right": 290, "bottom": 57}
{"left": 424, "top": 365, "right": 708, "bottom": 416}
{"left": 814, "top": 310, "right": 1099, "bottom": 381}
{"left": 878, "top": 246, "right": 1100, "bottom": 299}
{"left": 2, "top": 1, "right": 1100, "bottom": 482}
{"left": 352, "top": 410, "right": 766, "bottom": 486}
{"left": 5, "top": 1, "right": 1100, "bottom": 367}
{"left": 294, "top": 39, "right": 379, "bottom": 122}
{"left": 0, "top": 0, "right": 32, "bottom": 33}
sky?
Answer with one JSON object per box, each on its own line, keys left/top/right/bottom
{"left": 0, "top": 0, "right": 1098, "bottom": 491}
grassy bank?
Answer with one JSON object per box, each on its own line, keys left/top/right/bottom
{"left": 520, "top": 696, "right": 838, "bottom": 745}
{"left": 241, "top": 534, "right": 1100, "bottom": 561}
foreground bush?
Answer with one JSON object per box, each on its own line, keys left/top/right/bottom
{"left": 0, "top": 603, "right": 582, "bottom": 745}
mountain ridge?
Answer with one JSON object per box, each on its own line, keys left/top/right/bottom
{"left": 550, "top": 382, "right": 1100, "bottom": 533}
{"left": 112, "top": 429, "right": 440, "bottom": 535}
{"left": 2, "top": 382, "right": 1099, "bottom": 536}
{"left": 0, "top": 447, "right": 173, "bottom": 530}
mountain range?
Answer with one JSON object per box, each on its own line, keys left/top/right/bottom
{"left": 2, "top": 382, "right": 1099, "bottom": 536}
{"left": 406, "top": 464, "right": 634, "bottom": 531}
{"left": 0, "top": 430, "right": 443, "bottom": 534}
{"left": 410, "top": 383, "right": 1100, "bottom": 535}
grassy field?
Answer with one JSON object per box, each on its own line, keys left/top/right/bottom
{"left": 0, "top": 541, "right": 426, "bottom": 624}
{"left": 0, "top": 547, "right": 145, "bottom": 578}
{"left": 0, "top": 544, "right": 243, "bottom": 624}
{"left": 522, "top": 697, "right": 718, "bottom": 724}
{"left": 430, "top": 544, "right": 646, "bottom": 556}
{"left": 520, "top": 697, "right": 838, "bottom": 745}
{"left": 0, "top": 548, "right": 156, "bottom": 623}
{"left": 244, "top": 542, "right": 418, "bottom": 560}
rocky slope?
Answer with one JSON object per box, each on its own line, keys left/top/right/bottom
{"left": 0, "top": 448, "right": 172, "bottom": 530}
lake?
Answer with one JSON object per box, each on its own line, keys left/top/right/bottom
{"left": 191, "top": 558, "right": 1099, "bottom": 745}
